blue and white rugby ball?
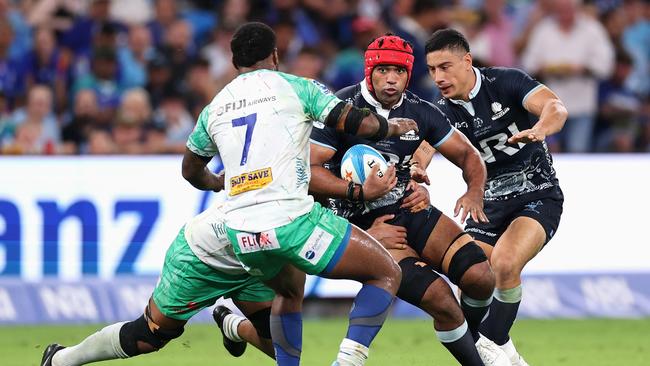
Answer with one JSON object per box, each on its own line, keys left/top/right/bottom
{"left": 340, "top": 144, "right": 388, "bottom": 185}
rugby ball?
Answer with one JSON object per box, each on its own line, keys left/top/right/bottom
{"left": 340, "top": 144, "right": 388, "bottom": 184}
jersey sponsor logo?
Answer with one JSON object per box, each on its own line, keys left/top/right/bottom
{"left": 299, "top": 227, "right": 334, "bottom": 265}
{"left": 235, "top": 230, "right": 280, "bottom": 253}
{"left": 473, "top": 117, "right": 484, "bottom": 129}
{"left": 399, "top": 130, "right": 420, "bottom": 141}
{"left": 490, "top": 102, "right": 510, "bottom": 120}
{"left": 311, "top": 79, "right": 333, "bottom": 95}
{"left": 465, "top": 227, "right": 498, "bottom": 237}
{"left": 210, "top": 222, "right": 228, "bottom": 239}
{"left": 437, "top": 99, "right": 446, "bottom": 105}
{"left": 454, "top": 121, "right": 469, "bottom": 129}
{"left": 230, "top": 167, "right": 273, "bottom": 195}
{"left": 248, "top": 95, "right": 277, "bottom": 107}
{"left": 217, "top": 99, "right": 247, "bottom": 116}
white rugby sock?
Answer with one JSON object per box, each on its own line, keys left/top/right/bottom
{"left": 222, "top": 313, "right": 245, "bottom": 342}
{"left": 52, "top": 322, "right": 129, "bottom": 366}
{"left": 335, "top": 338, "right": 369, "bottom": 366}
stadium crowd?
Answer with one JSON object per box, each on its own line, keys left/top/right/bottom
{"left": 0, "top": 0, "right": 648, "bottom": 155}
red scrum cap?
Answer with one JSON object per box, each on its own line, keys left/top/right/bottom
{"left": 364, "top": 34, "right": 414, "bottom": 92}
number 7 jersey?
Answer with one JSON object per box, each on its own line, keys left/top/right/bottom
{"left": 187, "top": 70, "right": 342, "bottom": 232}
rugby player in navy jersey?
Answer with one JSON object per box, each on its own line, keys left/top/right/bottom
{"left": 425, "top": 29, "right": 568, "bottom": 366}
{"left": 309, "top": 34, "right": 512, "bottom": 366}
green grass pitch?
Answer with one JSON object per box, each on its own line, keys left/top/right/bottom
{"left": 4, "top": 318, "right": 649, "bottom": 366}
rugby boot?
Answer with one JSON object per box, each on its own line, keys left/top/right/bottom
{"left": 213, "top": 305, "right": 247, "bottom": 357}
{"left": 40, "top": 343, "right": 65, "bottom": 366}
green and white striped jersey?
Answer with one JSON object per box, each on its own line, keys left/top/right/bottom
{"left": 187, "top": 70, "right": 341, "bottom": 232}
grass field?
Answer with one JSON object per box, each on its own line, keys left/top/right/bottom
{"left": 5, "top": 318, "right": 649, "bottom": 366}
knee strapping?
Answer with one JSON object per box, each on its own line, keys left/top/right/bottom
{"left": 447, "top": 242, "right": 488, "bottom": 284}
{"left": 119, "top": 311, "right": 184, "bottom": 356}
{"left": 248, "top": 307, "right": 272, "bottom": 339}
{"left": 396, "top": 257, "right": 441, "bottom": 306}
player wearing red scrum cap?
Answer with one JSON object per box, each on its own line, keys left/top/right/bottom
{"left": 309, "top": 34, "right": 511, "bottom": 366}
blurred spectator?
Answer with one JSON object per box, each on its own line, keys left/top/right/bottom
{"left": 86, "top": 127, "right": 115, "bottom": 154}
{"left": 111, "top": 88, "right": 152, "bottom": 154}
{"left": 185, "top": 58, "right": 216, "bottom": 118}
{"left": 596, "top": 50, "right": 642, "bottom": 152}
{"left": 110, "top": 0, "right": 152, "bottom": 25}
{"left": 60, "top": 0, "right": 124, "bottom": 54}
{"left": 274, "top": 16, "right": 303, "bottom": 68}
{"left": 61, "top": 88, "right": 99, "bottom": 154}
{"left": 201, "top": 22, "right": 237, "bottom": 84}
{"left": 289, "top": 47, "right": 325, "bottom": 79}
{"left": 622, "top": 0, "right": 650, "bottom": 97}
{"left": 512, "top": 0, "right": 554, "bottom": 57}
{"left": 219, "top": 0, "right": 251, "bottom": 27}
{"left": 73, "top": 47, "right": 125, "bottom": 126}
{"left": 147, "top": 0, "right": 179, "bottom": 48}
{"left": 145, "top": 51, "right": 174, "bottom": 109}
{"left": 324, "top": 16, "right": 385, "bottom": 91}
{"left": 149, "top": 89, "right": 195, "bottom": 153}
{"left": 0, "top": 0, "right": 32, "bottom": 59}
{"left": 2, "top": 85, "right": 59, "bottom": 154}
{"left": 392, "top": 0, "right": 453, "bottom": 101}
{"left": 478, "top": 0, "right": 516, "bottom": 67}
{"left": 71, "top": 22, "right": 120, "bottom": 81}
{"left": 522, "top": 0, "right": 615, "bottom": 153}
{"left": 159, "top": 19, "right": 196, "bottom": 87}
{"left": 118, "top": 24, "right": 154, "bottom": 89}
{"left": 0, "top": 17, "right": 26, "bottom": 108}
{"left": 25, "top": 26, "right": 72, "bottom": 113}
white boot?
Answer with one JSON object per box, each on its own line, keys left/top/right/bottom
{"left": 500, "top": 338, "right": 530, "bottom": 366}
{"left": 475, "top": 334, "right": 511, "bottom": 366}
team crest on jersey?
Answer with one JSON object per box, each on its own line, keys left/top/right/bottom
{"left": 491, "top": 102, "right": 510, "bottom": 120}
{"left": 400, "top": 130, "right": 420, "bottom": 141}
{"left": 236, "top": 230, "right": 280, "bottom": 253}
{"left": 230, "top": 167, "right": 273, "bottom": 196}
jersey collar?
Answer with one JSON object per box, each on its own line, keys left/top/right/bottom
{"left": 360, "top": 79, "right": 404, "bottom": 119}
{"left": 449, "top": 67, "right": 482, "bottom": 104}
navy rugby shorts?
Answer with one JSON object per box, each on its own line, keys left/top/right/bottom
{"left": 465, "top": 188, "right": 564, "bottom": 246}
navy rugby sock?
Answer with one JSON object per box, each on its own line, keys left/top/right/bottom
{"left": 479, "top": 285, "right": 522, "bottom": 345}
{"left": 461, "top": 293, "right": 493, "bottom": 341}
{"left": 346, "top": 284, "right": 393, "bottom": 347}
{"left": 270, "top": 312, "right": 302, "bottom": 366}
{"left": 436, "top": 321, "right": 485, "bottom": 366}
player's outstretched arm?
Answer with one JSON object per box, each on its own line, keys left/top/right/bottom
{"left": 509, "top": 86, "right": 568, "bottom": 144}
{"left": 324, "top": 102, "right": 418, "bottom": 141}
{"left": 436, "top": 131, "right": 488, "bottom": 224}
{"left": 309, "top": 143, "right": 396, "bottom": 201}
{"left": 181, "top": 148, "right": 225, "bottom": 192}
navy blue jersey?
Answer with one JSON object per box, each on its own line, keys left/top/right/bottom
{"left": 436, "top": 67, "right": 561, "bottom": 202}
{"left": 311, "top": 81, "right": 453, "bottom": 224}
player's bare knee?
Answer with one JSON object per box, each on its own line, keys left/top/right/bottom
{"left": 459, "top": 261, "right": 495, "bottom": 300}
{"left": 119, "top": 312, "right": 184, "bottom": 357}
{"left": 490, "top": 254, "right": 522, "bottom": 283}
{"left": 382, "top": 257, "right": 402, "bottom": 293}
